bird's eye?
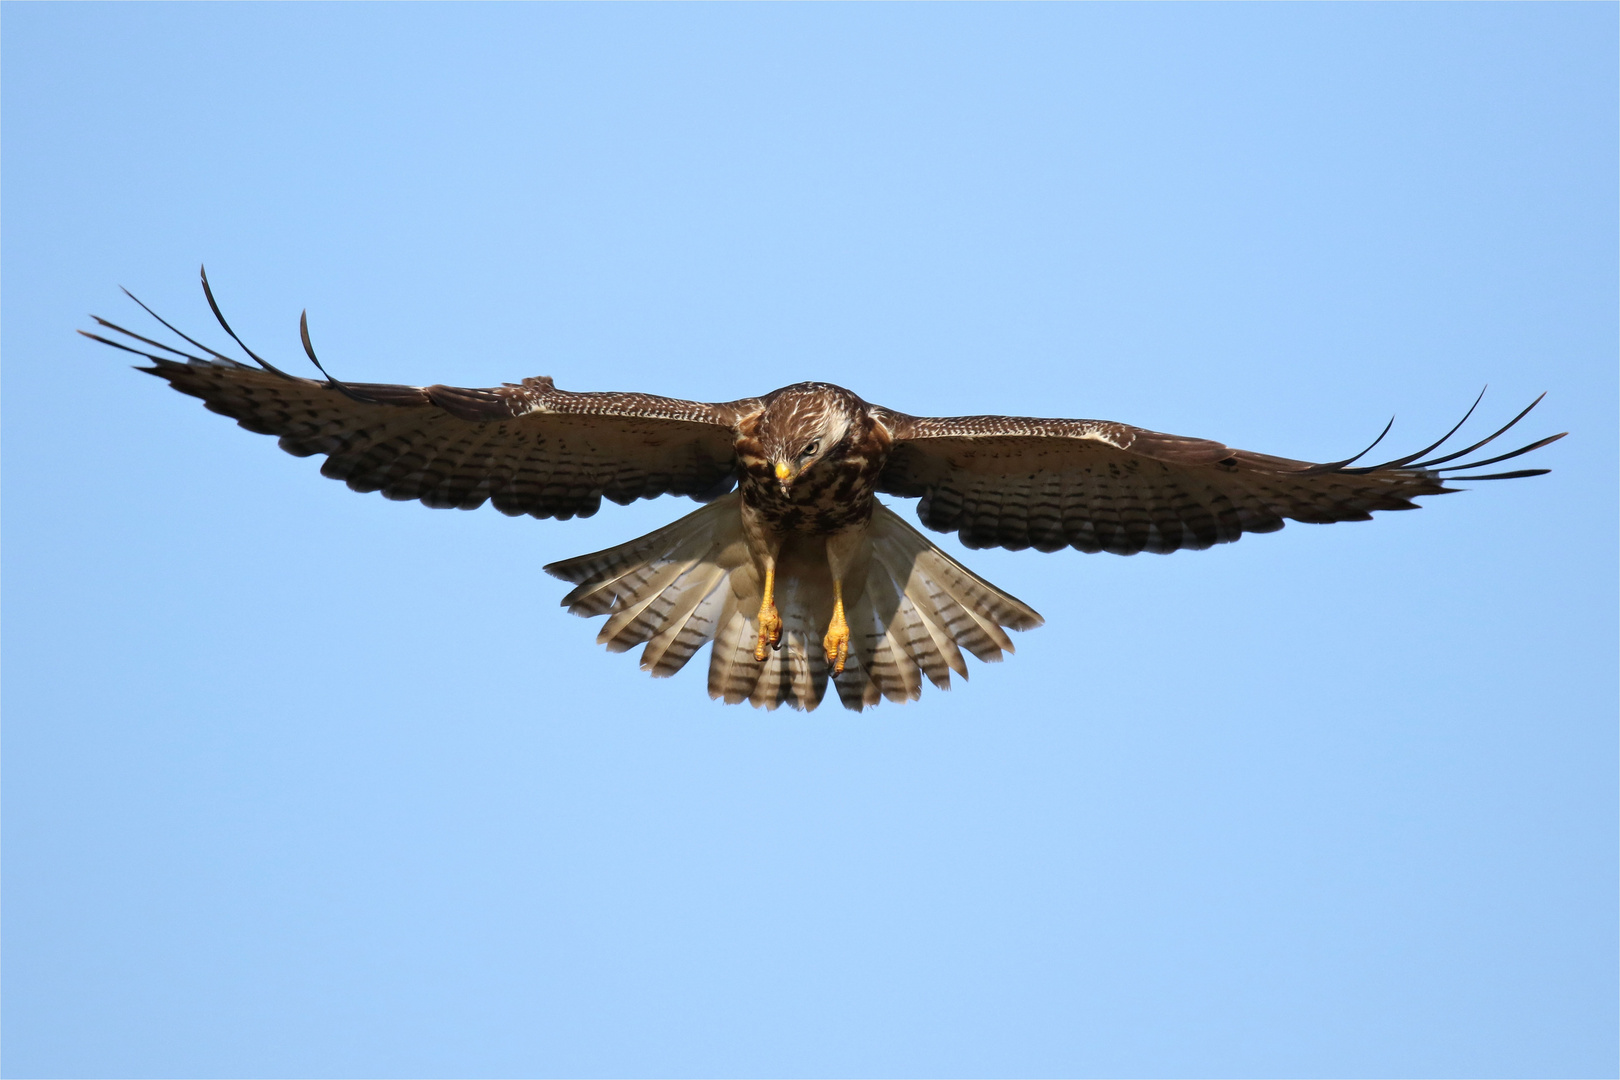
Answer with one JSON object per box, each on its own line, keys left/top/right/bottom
{"left": 801, "top": 441, "right": 819, "bottom": 457}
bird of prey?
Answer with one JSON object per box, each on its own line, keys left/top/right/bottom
{"left": 83, "top": 271, "right": 1564, "bottom": 712}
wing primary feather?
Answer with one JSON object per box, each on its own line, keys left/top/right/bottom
{"left": 1432, "top": 431, "right": 1567, "bottom": 473}
{"left": 1442, "top": 468, "right": 1552, "bottom": 481}
{"left": 299, "top": 309, "right": 378, "bottom": 405}
{"left": 87, "top": 316, "right": 207, "bottom": 362}
{"left": 197, "top": 266, "right": 297, "bottom": 378}
{"left": 1354, "top": 387, "right": 1489, "bottom": 472}
{"left": 76, "top": 329, "right": 180, "bottom": 364}
{"left": 1298, "top": 416, "right": 1395, "bottom": 475}
{"left": 119, "top": 284, "right": 244, "bottom": 366}
{"left": 1380, "top": 393, "right": 1547, "bottom": 472}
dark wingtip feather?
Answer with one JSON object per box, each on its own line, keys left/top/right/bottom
{"left": 1401, "top": 392, "right": 1548, "bottom": 471}
{"left": 297, "top": 308, "right": 378, "bottom": 404}
{"left": 79, "top": 328, "right": 164, "bottom": 362}
{"left": 1447, "top": 468, "right": 1553, "bottom": 481}
{"left": 118, "top": 284, "right": 243, "bottom": 366}
{"left": 78, "top": 327, "right": 133, "bottom": 353}
{"left": 1318, "top": 393, "right": 1561, "bottom": 482}
{"left": 198, "top": 265, "right": 296, "bottom": 378}
{"left": 1436, "top": 430, "right": 1566, "bottom": 474}
{"left": 1355, "top": 386, "right": 1489, "bottom": 472}
{"left": 1300, "top": 415, "right": 1395, "bottom": 475}
{"left": 86, "top": 315, "right": 206, "bottom": 362}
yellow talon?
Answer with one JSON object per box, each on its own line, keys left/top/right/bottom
{"left": 823, "top": 581, "right": 850, "bottom": 675}
{"left": 754, "top": 564, "right": 782, "bottom": 661}
{"left": 755, "top": 603, "right": 782, "bottom": 660}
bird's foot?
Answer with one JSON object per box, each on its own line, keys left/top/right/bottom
{"left": 754, "top": 601, "right": 782, "bottom": 661}
{"left": 823, "top": 607, "right": 850, "bottom": 675}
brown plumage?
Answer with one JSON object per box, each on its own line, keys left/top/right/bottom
{"left": 82, "top": 270, "right": 1566, "bottom": 711}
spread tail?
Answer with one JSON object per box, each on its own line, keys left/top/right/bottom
{"left": 544, "top": 494, "right": 1043, "bottom": 712}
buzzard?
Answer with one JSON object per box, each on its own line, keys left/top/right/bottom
{"left": 83, "top": 271, "right": 1564, "bottom": 712}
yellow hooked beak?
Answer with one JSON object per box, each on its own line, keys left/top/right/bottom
{"left": 774, "top": 460, "right": 794, "bottom": 482}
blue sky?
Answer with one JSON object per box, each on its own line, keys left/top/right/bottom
{"left": 3, "top": 5, "right": 1615, "bottom": 1078}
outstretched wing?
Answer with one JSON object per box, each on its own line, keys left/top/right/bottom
{"left": 83, "top": 273, "right": 759, "bottom": 520}
{"left": 874, "top": 396, "right": 1563, "bottom": 554}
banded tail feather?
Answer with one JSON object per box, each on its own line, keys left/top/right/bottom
{"left": 544, "top": 494, "right": 1043, "bottom": 712}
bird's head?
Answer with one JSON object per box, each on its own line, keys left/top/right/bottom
{"left": 756, "top": 383, "right": 865, "bottom": 492}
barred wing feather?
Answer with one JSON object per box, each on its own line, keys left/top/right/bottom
{"left": 876, "top": 400, "right": 1563, "bottom": 555}
{"left": 81, "top": 281, "right": 754, "bottom": 521}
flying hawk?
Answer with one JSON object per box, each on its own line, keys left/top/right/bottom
{"left": 83, "top": 271, "right": 1564, "bottom": 712}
